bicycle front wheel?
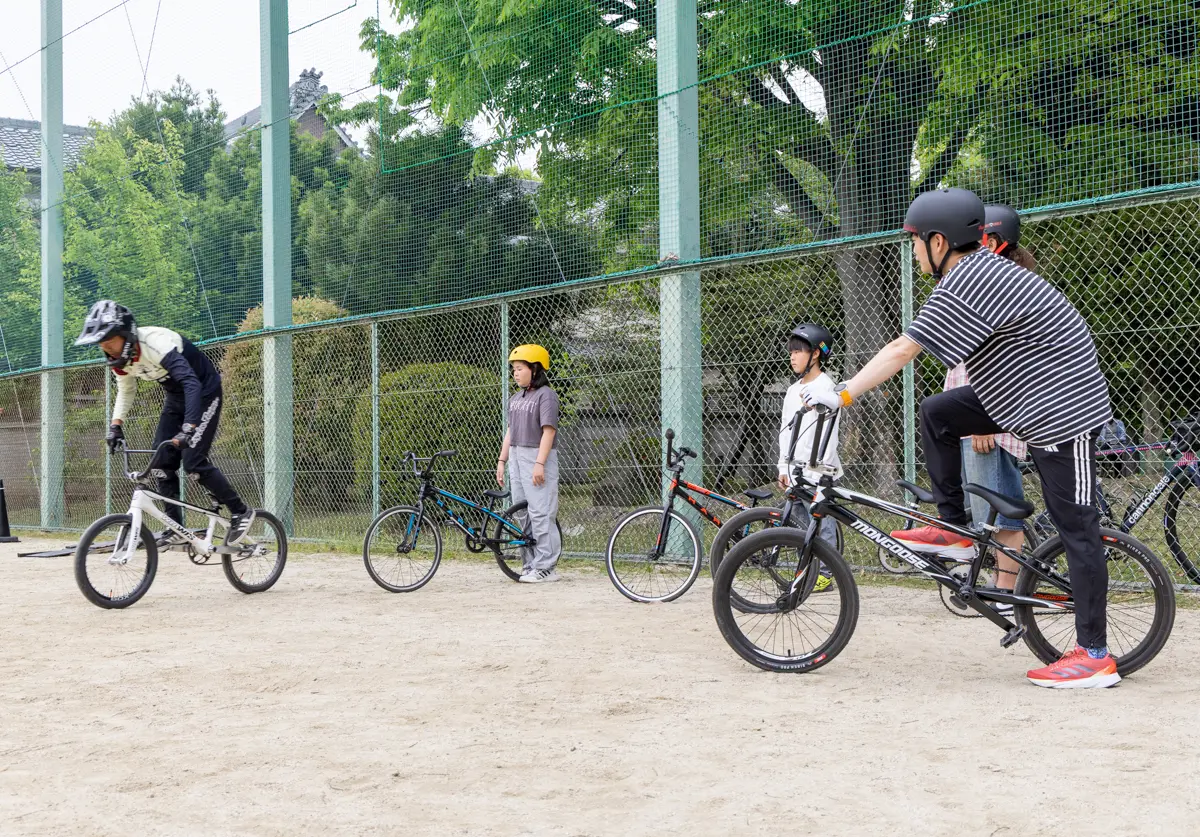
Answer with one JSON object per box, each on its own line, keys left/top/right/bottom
{"left": 712, "top": 528, "right": 858, "bottom": 673}
{"left": 605, "top": 507, "right": 702, "bottom": 602}
{"left": 223, "top": 509, "right": 288, "bottom": 593}
{"left": 1163, "top": 473, "right": 1200, "bottom": 584}
{"left": 363, "top": 506, "right": 442, "bottom": 592}
{"left": 74, "top": 514, "right": 158, "bottom": 609}
{"left": 1014, "top": 528, "right": 1175, "bottom": 676}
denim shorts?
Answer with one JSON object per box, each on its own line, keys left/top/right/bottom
{"left": 961, "top": 440, "right": 1025, "bottom": 531}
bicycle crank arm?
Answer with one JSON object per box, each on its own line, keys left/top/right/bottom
{"left": 977, "top": 590, "right": 1074, "bottom": 611}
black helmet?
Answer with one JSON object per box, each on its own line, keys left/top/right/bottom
{"left": 903, "top": 187, "right": 986, "bottom": 279}
{"left": 75, "top": 300, "right": 137, "bottom": 369}
{"left": 786, "top": 323, "right": 833, "bottom": 359}
{"left": 983, "top": 204, "right": 1021, "bottom": 253}
{"left": 786, "top": 322, "right": 833, "bottom": 377}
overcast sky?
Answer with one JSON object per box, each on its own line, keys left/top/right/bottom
{"left": 0, "top": 0, "right": 390, "bottom": 129}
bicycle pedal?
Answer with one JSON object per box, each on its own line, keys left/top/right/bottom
{"left": 1000, "top": 625, "right": 1026, "bottom": 649}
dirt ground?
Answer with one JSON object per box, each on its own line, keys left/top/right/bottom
{"left": 2, "top": 537, "right": 1198, "bottom": 836}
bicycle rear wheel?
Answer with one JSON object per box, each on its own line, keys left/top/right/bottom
{"left": 605, "top": 507, "right": 702, "bottom": 602}
{"left": 712, "top": 528, "right": 858, "bottom": 673}
{"left": 1163, "top": 473, "right": 1200, "bottom": 584}
{"left": 495, "top": 516, "right": 564, "bottom": 581}
{"left": 74, "top": 514, "right": 158, "bottom": 609}
{"left": 1014, "top": 528, "right": 1175, "bottom": 676}
{"left": 363, "top": 505, "right": 442, "bottom": 592}
{"left": 223, "top": 510, "right": 288, "bottom": 593}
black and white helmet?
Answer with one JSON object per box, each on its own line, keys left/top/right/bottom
{"left": 75, "top": 300, "right": 137, "bottom": 368}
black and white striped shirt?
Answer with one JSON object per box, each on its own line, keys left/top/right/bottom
{"left": 905, "top": 249, "right": 1112, "bottom": 447}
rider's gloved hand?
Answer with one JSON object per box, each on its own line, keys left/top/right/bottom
{"left": 799, "top": 383, "right": 842, "bottom": 411}
{"left": 172, "top": 423, "right": 197, "bottom": 448}
{"left": 105, "top": 423, "right": 125, "bottom": 453}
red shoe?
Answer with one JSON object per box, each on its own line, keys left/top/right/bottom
{"left": 1027, "top": 646, "right": 1121, "bottom": 689}
{"left": 890, "top": 524, "right": 975, "bottom": 561}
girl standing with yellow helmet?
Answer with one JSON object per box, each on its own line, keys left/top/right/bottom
{"left": 496, "top": 344, "right": 562, "bottom": 582}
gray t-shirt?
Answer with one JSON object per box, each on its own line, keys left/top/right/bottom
{"left": 508, "top": 386, "right": 559, "bottom": 448}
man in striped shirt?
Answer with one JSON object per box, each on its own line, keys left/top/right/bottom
{"left": 801, "top": 187, "right": 1119, "bottom": 689}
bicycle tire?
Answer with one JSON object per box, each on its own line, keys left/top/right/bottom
{"left": 222, "top": 509, "right": 288, "bottom": 594}
{"left": 711, "top": 505, "right": 844, "bottom": 577}
{"left": 1162, "top": 474, "right": 1200, "bottom": 584}
{"left": 1021, "top": 519, "right": 1043, "bottom": 549}
{"left": 605, "top": 507, "right": 702, "bottom": 602}
{"left": 74, "top": 514, "right": 158, "bottom": 609}
{"left": 1013, "top": 528, "right": 1175, "bottom": 676}
{"left": 712, "top": 528, "right": 859, "bottom": 673}
{"left": 708, "top": 506, "right": 785, "bottom": 578}
{"left": 363, "top": 505, "right": 443, "bottom": 592}
{"left": 495, "top": 517, "right": 564, "bottom": 581}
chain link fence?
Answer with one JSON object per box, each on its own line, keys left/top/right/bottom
{"left": 3, "top": 192, "right": 1198, "bottom": 589}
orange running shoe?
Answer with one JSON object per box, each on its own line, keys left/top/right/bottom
{"left": 1026, "top": 646, "right": 1121, "bottom": 689}
{"left": 890, "top": 524, "right": 975, "bottom": 561}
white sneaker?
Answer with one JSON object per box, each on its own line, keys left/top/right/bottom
{"left": 518, "top": 568, "right": 535, "bottom": 582}
{"left": 520, "top": 569, "right": 559, "bottom": 583}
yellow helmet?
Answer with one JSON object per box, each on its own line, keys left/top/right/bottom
{"left": 508, "top": 344, "right": 550, "bottom": 370}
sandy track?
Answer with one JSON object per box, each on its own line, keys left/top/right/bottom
{"left": 2, "top": 539, "right": 1197, "bottom": 836}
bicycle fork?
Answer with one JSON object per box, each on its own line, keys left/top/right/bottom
{"left": 651, "top": 497, "right": 676, "bottom": 560}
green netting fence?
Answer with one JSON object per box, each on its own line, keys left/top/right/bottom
{"left": 2, "top": 0, "right": 1199, "bottom": 585}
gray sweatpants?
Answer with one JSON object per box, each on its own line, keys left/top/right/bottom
{"left": 508, "top": 446, "right": 561, "bottom": 572}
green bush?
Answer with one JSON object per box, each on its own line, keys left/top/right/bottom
{"left": 219, "top": 297, "right": 368, "bottom": 510}
{"left": 355, "top": 361, "right": 502, "bottom": 506}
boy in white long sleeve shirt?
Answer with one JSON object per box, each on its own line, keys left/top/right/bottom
{"left": 777, "top": 323, "right": 841, "bottom": 546}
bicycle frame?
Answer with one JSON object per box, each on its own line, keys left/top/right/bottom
{"left": 1028, "top": 442, "right": 1200, "bottom": 534}
{"left": 786, "top": 408, "right": 1073, "bottom": 639}
{"left": 109, "top": 442, "right": 248, "bottom": 565}
{"left": 416, "top": 482, "right": 530, "bottom": 549}
{"left": 1106, "top": 450, "right": 1198, "bottom": 532}
{"left": 648, "top": 427, "right": 775, "bottom": 559}
{"left": 121, "top": 488, "right": 233, "bottom": 561}
{"left": 665, "top": 477, "right": 749, "bottom": 529}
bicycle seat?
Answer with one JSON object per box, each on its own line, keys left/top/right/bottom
{"left": 895, "top": 479, "right": 935, "bottom": 505}
{"left": 964, "top": 483, "right": 1035, "bottom": 520}
{"left": 483, "top": 489, "right": 510, "bottom": 501}
{"left": 743, "top": 488, "right": 773, "bottom": 501}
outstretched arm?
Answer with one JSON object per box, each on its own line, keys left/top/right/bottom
{"left": 844, "top": 336, "right": 923, "bottom": 400}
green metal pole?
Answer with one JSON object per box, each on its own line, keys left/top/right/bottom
{"left": 40, "top": 0, "right": 64, "bottom": 530}
{"left": 499, "top": 302, "right": 510, "bottom": 490}
{"left": 261, "top": 0, "right": 294, "bottom": 532}
{"left": 900, "top": 239, "right": 916, "bottom": 485}
{"left": 657, "top": 0, "right": 703, "bottom": 494}
{"left": 370, "top": 321, "right": 380, "bottom": 518}
{"left": 499, "top": 301, "right": 510, "bottom": 436}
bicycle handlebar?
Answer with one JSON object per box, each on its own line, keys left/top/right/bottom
{"left": 401, "top": 449, "right": 458, "bottom": 477}
{"left": 784, "top": 404, "right": 840, "bottom": 481}
{"left": 113, "top": 439, "right": 177, "bottom": 482}
{"left": 663, "top": 428, "right": 698, "bottom": 471}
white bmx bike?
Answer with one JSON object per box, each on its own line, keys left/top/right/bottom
{"left": 73, "top": 440, "right": 287, "bottom": 609}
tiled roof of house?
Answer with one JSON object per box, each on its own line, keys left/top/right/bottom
{"left": 0, "top": 117, "right": 93, "bottom": 172}
{"left": 223, "top": 68, "right": 355, "bottom": 149}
